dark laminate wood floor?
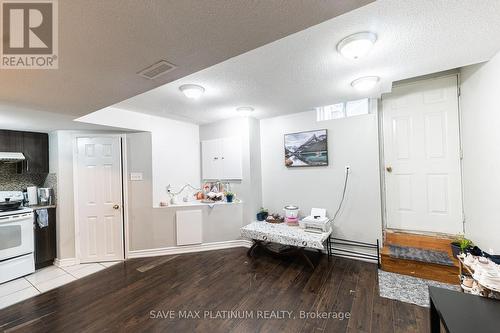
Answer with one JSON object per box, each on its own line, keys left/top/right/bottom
{"left": 0, "top": 248, "right": 429, "bottom": 333}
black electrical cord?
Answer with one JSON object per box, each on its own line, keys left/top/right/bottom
{"left": 332, "top": 167, "right": 350, "bottom": 223}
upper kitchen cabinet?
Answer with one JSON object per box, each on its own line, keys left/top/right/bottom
{"left": 0, "top": 130, "right": 49, "bottom": 174}
{"left": 201, "top": 136, "right": 242, "bottom": 180}
{"left": 19, "top": 132, "right": 49, "bottom": 174}
{"left": 0, "top": 130, "right": 23, "bottom": 152}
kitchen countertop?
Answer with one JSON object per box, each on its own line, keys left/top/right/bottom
{"left": 28, "top": 205, "right": 57, "bottom": 210}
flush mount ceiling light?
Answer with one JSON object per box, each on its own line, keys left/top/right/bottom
{"left": 236, "top": 106, "right": 254, "bottom": 116}
{"left": 351, "top": 76, "right": 380, "bottom": 91}
{"left": 179, "top": 84, "right": 205, "bottom": 99}
{"left": 337, "top": 32, "right": 377, "bottom": 60}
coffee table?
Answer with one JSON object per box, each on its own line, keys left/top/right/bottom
{"left": 240, "top": 221, "right": 332, "bottom": 269}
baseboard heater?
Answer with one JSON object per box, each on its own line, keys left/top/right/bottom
{"left": 328, "top": 237, "right": 380, "bottom": 268}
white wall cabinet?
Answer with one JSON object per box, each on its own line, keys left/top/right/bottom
{"left": 201, "top": 136, "right": 242, "bottom": 180}
{"left": 201, "top": 139, "right": 220, "bottom": 180}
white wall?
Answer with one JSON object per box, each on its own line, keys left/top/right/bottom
{"left": 248, "top": 118, "right": 263, "bottom": 223}
{"left": 126, "top": 132, "right": 155, "bottom": 251}
{"left": 126, "top": 131, "right": 244, "bottom": 252}
{"left": 260, "top": 110, "right": 382, "bottom": 248}
{"left": 50, "top": 130, "right": 129, "bottom": 259}
{"left": 460, "top": 51, "right": 500, "bottom": 254}
{"left": 78, "top": 108, "right": 200, "bottom": 205}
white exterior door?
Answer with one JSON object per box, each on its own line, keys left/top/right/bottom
{"left": 382, "top": 76, "right": 463, "bottom": 234}
{"left": 76, "top": 137, "right": 124, "bottom": 262}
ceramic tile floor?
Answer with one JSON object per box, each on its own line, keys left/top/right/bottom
{"left": 0, "top": 261, "right": 121, "bottom": 310}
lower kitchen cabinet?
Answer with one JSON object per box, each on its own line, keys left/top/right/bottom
{"left": 34, "top": 208, "right": 57, "bottom": 269}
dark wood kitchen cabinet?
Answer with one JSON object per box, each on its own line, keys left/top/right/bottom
{"left": 18, "top": 131, "right": 49, "bottom": 174}
{"left": 34, "top": 208, "right": 57, "bottom": 269}
{"left": 0, "top": 129, "right": 49, "bottom": 173}
{"left": 0, "top": 130, "right": 23, "bottom": 152}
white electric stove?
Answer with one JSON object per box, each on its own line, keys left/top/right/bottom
{"left": 0, "top": 206, "right": 33, "bottom": 217}
{"left": 0, "top": 191, "right": 35, "bottom": 284}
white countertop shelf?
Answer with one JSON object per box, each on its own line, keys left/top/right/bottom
{"left": 157, "top": 200, "right": 243, "bottom": 208}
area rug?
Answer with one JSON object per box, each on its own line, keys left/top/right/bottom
{"left": 378, "top": 270, "right": 459, "bottom": 307}
{"left": 389, "top": 245, "right": 454, "bottom": 266}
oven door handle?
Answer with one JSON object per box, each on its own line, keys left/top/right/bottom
{"left": 0, "top": 214, "right": 33, "bottom": 224}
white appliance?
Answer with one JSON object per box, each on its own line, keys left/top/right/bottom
{"left": 299, "top": 208, "right": 331, "bottom": 233}
{"left": 283, "top": 205, "right": 300, "bottom": 225}
{"left": 0, "top": 152, "right": 25, "bottom": 163}
{"left": 27, "top": 186, "right": 38, "bottom": 206}
{"left": 0, "top": 191, "right": 35, "bottom": 284}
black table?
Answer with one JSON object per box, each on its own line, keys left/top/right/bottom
{"left": 429, "top": 286, "right": 500, "bottom": 333}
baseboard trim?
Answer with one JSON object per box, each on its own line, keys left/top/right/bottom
{"left": 127, "top": 239, "right": 253, "bottom": 259}
{"left": 53, "top": 257, "right": 80, "bottom": 267}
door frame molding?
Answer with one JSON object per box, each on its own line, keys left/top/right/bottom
{"left": 378, "top": 73, "right": 465, "bottom": 235}
{"left": 72, "top": 134, "right": 129, "bottom": 262}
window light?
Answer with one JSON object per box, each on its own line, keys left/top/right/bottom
{"left": 346, "top": 98, "right": 370, "bottom": 117}
{"left": 316, "top": 98, "right": 372, "bottom": 122}
{"left": 316, "top": 103, "right": 344, "bottom": 121}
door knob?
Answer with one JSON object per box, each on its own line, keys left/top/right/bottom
{"left": 113, "top": 204, "right": 120, "bottom": 210}
{"left": 386, "top": 166, "right": 393, "bottom": 173}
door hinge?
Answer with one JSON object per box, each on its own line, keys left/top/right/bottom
{"left": 459, "top": 148, "right": 463, "bottom": 160}
{"left": 457, "top": 87, "right": 461, "bottom": 97}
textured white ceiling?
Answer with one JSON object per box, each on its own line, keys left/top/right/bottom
{"left": 113, "top": 0, "right": 500, "bottom": 124}
{"left": 0, "top": 103, "right": 127, "bottom": 132}
{"left": 0, "top": 0, "right": 371, "bottom": 117}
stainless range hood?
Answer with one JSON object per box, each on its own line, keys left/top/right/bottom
{"left": 0, "top": 152, "right": 26, "bottom": 163}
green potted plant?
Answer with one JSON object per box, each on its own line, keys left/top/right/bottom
{"left": 256, "top": 207, "right": 268, "bottom": 221}
{"left": 225, "top": 191, "right": 235, "bottom": 203}
{"left": 451, "top": 234, "right": 473, "bottom": 258}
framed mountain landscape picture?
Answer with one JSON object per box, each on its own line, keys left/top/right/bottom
{"left": 284, "top": 129, "right": 328, "bottom": 167}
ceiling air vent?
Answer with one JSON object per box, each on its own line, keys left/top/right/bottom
{"left": 137, "top": 60, "right": 176, "bottom": 79}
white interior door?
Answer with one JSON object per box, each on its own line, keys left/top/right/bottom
{"left": 382, "top": 76, "right": 463, "bottom": 234}
{"left": 76, "top": 136, "right": 124, "bottom": 263}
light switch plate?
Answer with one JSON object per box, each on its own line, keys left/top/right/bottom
{"left": 130, "top": 172, "right": 143, "bottom": 181}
